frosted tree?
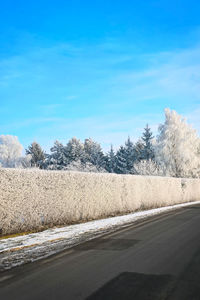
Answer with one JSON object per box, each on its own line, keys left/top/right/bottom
{"left": 14, "top": 155, "right": 32, "bottom": 168}
{"left": 0, "top": 135, "right": 23, "bottom": 167}
{"left": 47, "top": 140, "right": 68, "bottom": 169}
{"left": 133, "top": 139, "right": 144, "bottom": 162}
{"left": 65, "top": 159, "right": 107, "bottom": 173}
{"left": 133, "top": 159, "right": 163, "bottom": 176}
{"left": 45, "top": 137, "right": 106, "bottom": 171}
{"left": 124, "top": 137, "right": 135, "bottom": 173}
{"left": 84, "top": 138, "right": 105, "bottom": 170}
{"left": 141, "top": 124, "right": 154, "bottom": 160}
{"left": 65, "top": 137, "right": 85, "bottom": 163}
{"left": 83, "top": 162, "right": 107, "bottom": 173}
{"left": 105, "top": 144, "right": 116, "bottom": 173}
{"left": 64, "top": 159, "right": 85, "bottom": 171}
{"left": 26, "top": 141, "right": 45, "bottom": 168}
{"left": 115, "top": 146, "right": 128, "bottom": 174}
{"left": 114, "top": 138, "right": 136, "bottom": 174}
{"left": 155, "top": 108, "right": 200, "bottom": 178}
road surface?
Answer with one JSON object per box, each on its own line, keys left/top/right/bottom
{"left": 1, "top": 204, "right": 200, "bottom": 299}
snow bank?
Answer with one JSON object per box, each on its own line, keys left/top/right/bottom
{"left": 1, "top": 201, "right": 200, "bottom": 271}
{"left": 0, "top": 168, "right": 200, "bottom": 235}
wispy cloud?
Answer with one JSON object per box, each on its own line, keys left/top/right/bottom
{"left": 1, "top": 38, "right": 200, "bottom": 150}
{"left": 109, "top": 46, "right": 200, "bottom": 103}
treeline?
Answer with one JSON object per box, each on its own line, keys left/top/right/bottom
{"left": 26, "top": 124, "right": 154, "bottom": 174}
{"left": 1, "top": 109, "right": 200, "bottom": 178}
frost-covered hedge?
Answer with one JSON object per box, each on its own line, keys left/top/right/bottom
{"left": 1, "top": 168, "right": 200, "bottom": 235}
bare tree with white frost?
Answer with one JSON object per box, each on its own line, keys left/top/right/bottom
{"left": 155, "top": 109, "right": 200, "bottom": 178}
{"left": 0, "top": 135, "right": 31, "bottom": 168}
{"left": 0, "top": 135, "right": 23, "bottom": 167}
{"left": 133, "top": 159, "right": 164, "bottom": 176}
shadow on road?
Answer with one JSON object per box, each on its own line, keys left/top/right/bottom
{"left": 86, "top": 245, "right": 200, "bottom": 300}
{"left": 86, "top": 272, "right": 174, "bottom": 300}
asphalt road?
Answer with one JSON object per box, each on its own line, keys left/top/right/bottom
{"left": 1, "top": 204, "right": 200, "bottom": 300}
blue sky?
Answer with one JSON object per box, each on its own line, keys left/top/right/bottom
{"left": 0, "top": 0, "right": 200, "bottom": 151}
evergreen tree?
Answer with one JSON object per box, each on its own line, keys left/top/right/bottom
{"left": 124, "top": 136, "right": 135, "bottom": 173}
{"left": 84, "top": 138, "right": 106, "bottom": 169}
{"left": 48, "top": 140, "right": 68, "bottom": 169}
{"left": 26, "top": 141, "right": 45, "bottom": 167}
{"left": 105, "top": 144, "right": 116, "bottom": 173}
{"left": 115, "top": 146, "right": 127, "bottom": 174}
{"left": 115, "top": 137, "right": 137, "bottom": 174}
{"left": 133, "top": 139, "right": 144, "bottom": 162}
{"left": 65, "top": 137, "right": 85, "bottom": 163}
{"left": 141, "top": 124, "right": 154, "bottom": 160}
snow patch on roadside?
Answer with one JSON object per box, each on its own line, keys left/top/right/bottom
{"left": 1, "top": 200, "right": 200, "bottom": 271}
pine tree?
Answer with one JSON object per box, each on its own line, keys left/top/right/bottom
{"left": 84, "top": 138, "right": 106, "bottom": 170}
{"left": 115, "top": 146, "right": 127, "bottom": 174}
{"left": 141, "top": 124, "right": 154, "bottom": 160}
{"left": 115, "top": 137, "right": 137, "bottom": 174}
{"left": 124, "top": 136, "right": 135, "bottom": 173}
{"left": 26, "top": 141, "right": 45, "bottom": 168}
{"left": 105, "top": 144, "right": 116, "bottom": 173}
{"left": 48, "top": 140, "right": 68, "bottom": 169}
{"left": 65, "top": 137, "right": 85, "bottom": 163}
{"left": 133, "top": 139, "right": 144, "bottom": 162}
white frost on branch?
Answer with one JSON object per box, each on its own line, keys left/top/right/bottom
{"left": 65, "top": 159, "right": 107, "bottom": 173}
{"left": 0, "top": 135, "right": 23, "bottom": 167}
{"left": 0, "top": 135, "right": 31, "bottom": 168}
{"left": 133, "top": 159, "right": 164, "bottom": 176}
{"left": 155, "top": 109, "right": 200, "bottom": 178}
